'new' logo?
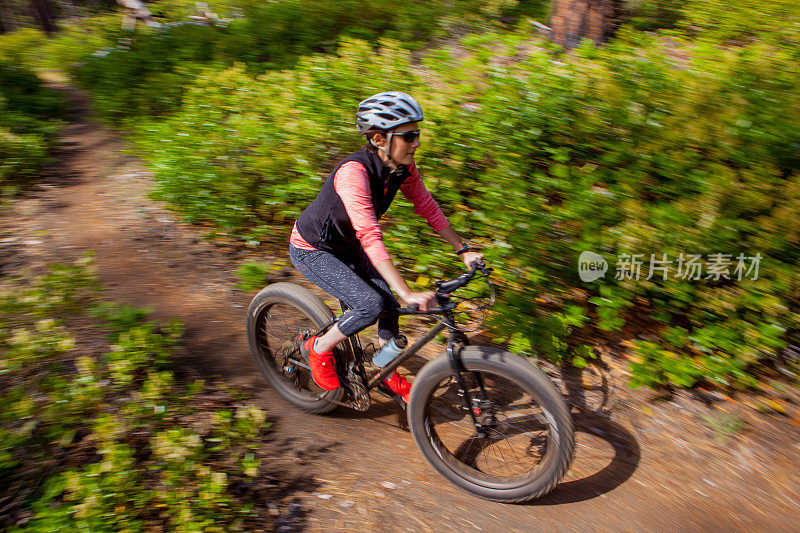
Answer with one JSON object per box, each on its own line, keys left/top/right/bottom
{"left": 578, "top": 251, "right": 608, "bottom": 282}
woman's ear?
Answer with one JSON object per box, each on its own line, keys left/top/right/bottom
{"left": 371, "top": 132, "right": 386, "bottom": 148}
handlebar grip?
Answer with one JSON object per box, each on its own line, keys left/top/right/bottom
{"left": 470, "top": 258, "right": 491, "bottom": 275}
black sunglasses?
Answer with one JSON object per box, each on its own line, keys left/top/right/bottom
{"left": 394, "top": 130, "right": 420, "bottom": 143}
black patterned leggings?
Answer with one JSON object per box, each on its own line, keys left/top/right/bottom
{"left": 289, "top": 246, "right": 399, "bottom": 339}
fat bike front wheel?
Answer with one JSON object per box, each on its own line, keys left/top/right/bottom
{"left": 407, "top": 346, "right": 574, "bottom": 503}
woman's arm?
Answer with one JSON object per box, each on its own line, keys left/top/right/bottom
{"left": 335, "top": 162, "right": 436, "bottom": 310}
{"left": 436, "top": 225, "right": 484, "bottom": 269}
{"left": 374, "top": 259, "right": 436, "bottom": 311}
{"left": 400, "top": 165, "right": 484, "bottom": 269}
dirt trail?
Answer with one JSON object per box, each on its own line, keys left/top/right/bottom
{"left": 4, "top": 83, "right": 800, "bottom": 532}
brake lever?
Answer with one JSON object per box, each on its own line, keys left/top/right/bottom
{"left": 469, "top": 259, "right": 492, "bottom": 276}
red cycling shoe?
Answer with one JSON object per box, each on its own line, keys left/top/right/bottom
{"left": 300, "top": 336, "right": 339, "bottom": 391}
{"left": 382, "top": 371, "right": 411, "bottom": 403}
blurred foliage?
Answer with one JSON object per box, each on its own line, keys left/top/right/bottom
{"left": 621, "top": 0, "right": 800, "bottom": 45}
{"left": 624, "top": 0, "right": 684, "bottom": 31}
{"left": 46, "top": 0, "right": 546, "bottom": 123}
{"left": 0, "top": 256, "right": 271, "bottom": 530}
{"left": 136, "top": 39, "right": 416, "bottom": 234}
{"left": 702, "top": 412, "right": 746, "bottom": 444}
{"left": 0, "top": 61, "right": 65, "bottom": 195}
{"left": 677, "top": 0, "right": 800, "bottom": 46}
{"left": 234, "top": 262, "right": 270, "bottom": 291}
{"left": 0, "top": 16, "right": 121, "bottom": 70}
{"left": 132, "top": 4, "right": 799, "bottom": 391}
{"left": 1, "top": 0, "right": 799, "bottom": 391}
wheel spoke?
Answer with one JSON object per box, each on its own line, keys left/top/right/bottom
{"left": 253, "top": 301, "right": 330, "bottom": 400}
{"left": 424, "top": 369, "right": 555, "bottom": 482}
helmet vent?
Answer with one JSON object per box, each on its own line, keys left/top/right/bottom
{"left": 355, "top": 91, "right": 424, "bottom": 135}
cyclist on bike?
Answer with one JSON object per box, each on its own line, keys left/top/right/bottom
{"left": 289, "top": 91, "right": 483, "bottom": 401}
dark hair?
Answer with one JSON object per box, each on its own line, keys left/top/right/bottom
{"left": 364, "top": 127, "right": 387, "bottom": 153}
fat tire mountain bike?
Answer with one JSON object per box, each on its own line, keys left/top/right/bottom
{"left": 245, "top": 262, "right": 574, "bottom": 503}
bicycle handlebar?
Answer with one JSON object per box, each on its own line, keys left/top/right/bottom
{"left": 395, "top": 261, "right": 493, "bottom": 315}
{"left": 436, "top": 260, "right": 491, "bottom": 293}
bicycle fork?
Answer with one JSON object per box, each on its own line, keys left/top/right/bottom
{"left": 445, "top": 329, "right": 492, "bottom": 437}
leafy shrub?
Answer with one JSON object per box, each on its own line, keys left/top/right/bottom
{"left": 0, "top": 15, "right": 120, "bottom": 72}
{"left": 0, "top": 28, "right": 48, "bottom": 66}
{"left": 135, "top": 38, "right": 416, "bottom": 238}
{"left": 234, "top": 262, "right": 270, "bottom": 291}
{"left": 0, "top": 62, "right": 66, "bottom": 193}
{"left": 37, "top": 15, "right": 123, "bottom": 70}
{"left": 66, "top": 0, "right": 548, "bottom": 123}
{"left": 0, "top": 128, "right": 49, "bottom": 194}
{"left": 0, "top": 62, "right": 62, "bottom": 115}
{"left": 131, "top": 10, "right": 800, "bottom": 391}
{"left": 677, "top": 0, "right": 800, "bottom": 46}
{"left": 416, "top": 29, "right": 799, "bottom": 388}
{"left": 622, "top": 0, "right": 683, "bottom": 31}
{"left": 0, "top": 256, "right": 271, "bottom": 530}
{"left": 74, "top": 22, "right": 228, "bottom": 122}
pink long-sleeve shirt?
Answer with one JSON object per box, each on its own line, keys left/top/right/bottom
{"left": 290, "top": 161, "right": 449, "bottom": 266}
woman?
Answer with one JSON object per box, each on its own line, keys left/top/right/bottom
{"left": 289, "top": 91, "right": 483, "bottom": 401}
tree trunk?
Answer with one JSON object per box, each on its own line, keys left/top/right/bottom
{"left": 29, "top": 0, "right": 57, "bottom": 34}
{"left": 0, "top": 1, "right": 20, "bottom": 34}
{"left": 548, "top": 0, "right": 620, "bottom": 50}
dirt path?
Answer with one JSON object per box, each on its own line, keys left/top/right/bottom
{"left": 4, "top": 83, "right": 800, "bottom": 532}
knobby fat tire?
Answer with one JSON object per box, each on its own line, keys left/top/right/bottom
{"left": 246, "top": 282, "right": 344, "bottom": 414}
{"left": 406, "top": 346, "right": 575, "bottom": 503}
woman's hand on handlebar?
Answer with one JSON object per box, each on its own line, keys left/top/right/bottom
{"left": 461, "top": 250, "right": 484, "bottom": 270}
{"left": 402, "top": 290, "right": 437, "bottom": 312}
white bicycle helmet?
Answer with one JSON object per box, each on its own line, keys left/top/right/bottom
{"left": 356, "top": 92, "right": 423, "bottom": 162}
{"left": 356, "top": 91, "right": 424, "bottom": 135}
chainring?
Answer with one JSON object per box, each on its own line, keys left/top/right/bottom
{"left": 344, "top": 369, "right": 371, "bottom": 411}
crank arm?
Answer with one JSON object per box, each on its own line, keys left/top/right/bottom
{"left": 283, "top": 356, "right": 310, "bottom": 371}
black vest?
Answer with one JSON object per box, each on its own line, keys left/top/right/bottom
{"left": 295, "top": 148, "right": 410, "bottom": 260}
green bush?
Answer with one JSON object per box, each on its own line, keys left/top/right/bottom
{"left": 0, "top": 62, "right": 66, "bottom": 192}
{"left": 624, "top": 1, "right": 684, "bottom": 31}
{"left": 135, "top": 38, "right": 416, "bottom": 237}
{"left": 677, "top": 0, "right": 800, "bottom": 46}
{"left": 0, "top": 128, "right": 49, "bottom": 193}
{"left": 67, "top": 0, "right": 548, "bottom": 123}
{"left": 0, "top": 256, "right": 271, "bottom": 530}
{"left": 133, "top": 12, "right": 799, "bottom": 390}
{"left": 0, "top": 16, "right": 120, "bottom": 71}
{"left": 617, "top": 0, "right": 800, "bottom": 44}
{"left": 416, "top": 29, "right": 799, "bottom": 388}
{"left": 0, "top": 28, "right": 47, "bottom": 66}
{"left": 0, "top": 62, "right": 65, "bottom": 127}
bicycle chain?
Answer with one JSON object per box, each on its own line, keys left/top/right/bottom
{"left": 282, "top": 338, "right": 372, "bottom": 411}
{"left": 308, "top": 370, "right": 371, "bottom": 411}
{"left": 312, "top": 386, "right": 371, "bottom": 411}
{"left": 344, "top": 375, "right": 371, "bottom": 411}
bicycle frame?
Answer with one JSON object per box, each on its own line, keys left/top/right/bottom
{"left": 326, "top": 303, "right": 453, "bottom": 391}
{"left": 328, "top": 301, "right": 491, "bottom": 432}
{"left": 291, "top": 262, "right": 494, "bottom": 429}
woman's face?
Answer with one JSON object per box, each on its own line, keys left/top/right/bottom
{"left": 379, "top": 121, "right": 421, "bottom": 166}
